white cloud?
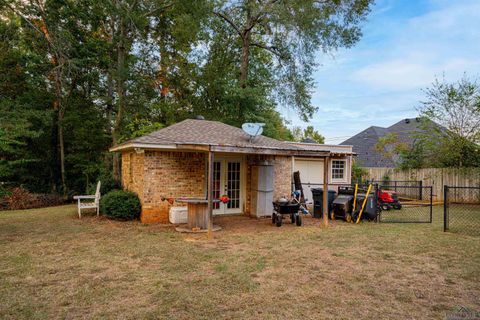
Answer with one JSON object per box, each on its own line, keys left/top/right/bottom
{"left": 351, "top": 1, "right": 480, "bottom": 91}
{"left": 352, "top": 60, "right": 434, "bottom": 90}
{"left": 285, "top": 0, "right": 480, "bottom": 142}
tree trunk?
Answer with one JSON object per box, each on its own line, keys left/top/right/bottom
{"left": 106, "top": 18, "right": 115, "bottom": 136}
{"left": 112, "top": 21, "right": 127, "bottom": 180}
{"left": 103, "top": 18, "right": 116, "bottom": 171}
{"left": 38, "top": 15, "right": 68, "bottom": 195}
{"left": 58, "top": 114, "right": 67, "bottom": 194}
{"left": 106, "top": 62, "right": 114, "bottom": 134}
{"left": 238, "top": 30, "right": 251, "bottom": 121}
{"left": 159, "top": 30, "right": 169, "bottom": 100}
{"left": 239, "top": 31, "right": 251, "bottom": 89}
{"left": 53, "top": 61, "right": 67, "bottom": 196}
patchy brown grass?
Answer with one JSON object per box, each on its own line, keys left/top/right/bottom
{"left": 0, "top": 205, "right": 479, "bottom": 319}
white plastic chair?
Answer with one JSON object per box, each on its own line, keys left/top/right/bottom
{"left": 73, "top": 181, "right": 101, "bottom": 218}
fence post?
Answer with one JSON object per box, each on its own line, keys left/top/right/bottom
{"left": 443, "top": 185, "right": 448, "bottom": 232}
{"left": 375, "top": 183, "right": 380, "bottom": 223}
{"left": 419, "top": 180, "right": 423, "bottom": 200}
{"left": 429, "top": 186, "right": 433, "bottom": 223}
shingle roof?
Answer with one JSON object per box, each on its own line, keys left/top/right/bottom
{"left": 111, "top": 118, "right": 354, "bottom": 155}
{"left": 340, "top": 118, "right": 443, "bottom": 167}
{"left": 123, "top": 119, "right": 291, "bottom": 149}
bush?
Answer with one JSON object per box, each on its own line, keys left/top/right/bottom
{"left": 100, "top": 190, "right": 141, "bottom": 220}
{"left": 351, "top": 160, "right": 368, "bottom": 184}
{"left": 2, "top": 187, "right": 66, "bottom": 210}
{"left": 0, "top": 184, "right": 11, "bottom": 198}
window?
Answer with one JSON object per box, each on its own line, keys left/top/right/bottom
{"left": 331, "top": 160, "right": 346, "bottom": 180}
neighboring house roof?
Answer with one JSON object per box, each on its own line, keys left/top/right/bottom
{"left": 340, "top": 118, "right": 442, "bottom": 167}
{"left": 111, "top": 118, "right": 353, "bottom": 156}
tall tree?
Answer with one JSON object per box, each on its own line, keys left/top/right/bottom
{"left": 94, "top": 0, "right": 210, "bottom": 178}
{"left": 0, "top": 15, "right": 48, "bottom": 189}
{"left": 0, "top": 0, "right": 373, "bottom": 195}
{"left": 418, "top": 74, "right": 480, "bottom": 143}
{"left": 212, "top": 0, "right": 372, "bottom": 120}
{"left": 396, "top": 75, "right": 480, "bottom": 169}
{"left": 4, "top": 0, "right": 87, "bottom": 194}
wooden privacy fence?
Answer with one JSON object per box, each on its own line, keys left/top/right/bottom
{"left": 364, "top": 167, "right": 480, "bottom": 202}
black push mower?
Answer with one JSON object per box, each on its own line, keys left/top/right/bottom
{"left": 272, "top": 191, "right": 309, "bottom": 227}
{"left": 331, "top": 184, "right": 380, "bottom": 222}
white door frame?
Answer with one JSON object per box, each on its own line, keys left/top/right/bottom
{"left": 213, "top": 156, "right": 245, "bottom": 215}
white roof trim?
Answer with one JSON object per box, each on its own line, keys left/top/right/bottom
{"left": 109, "top": 143, "right": 177, "bottom": 152}
{"left": 109, "top": 141, "right": 355, "bottom": 156}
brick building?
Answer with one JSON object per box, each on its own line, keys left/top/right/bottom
{"left": 110, "top": 118, "right": 353, "bottom": 223}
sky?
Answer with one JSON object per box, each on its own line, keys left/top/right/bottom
{"left": 281, "top": 0, "right": 480, "bottom": 144}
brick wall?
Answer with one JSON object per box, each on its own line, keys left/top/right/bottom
{"left": 272, "top": 156, "right": 293, "bottom": 200}
{"left": 122, "top": 150, "right": 294, "bottom": 223}
{"left": 121, "top": 151, "right": 145, "bottom": 203}
{"left": 136, "top": 151, "right": 206, "bottom": 223}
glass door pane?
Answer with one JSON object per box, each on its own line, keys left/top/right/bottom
{"left": 213, "top": 161, "right": 221, "bottom": 210}
{"left": 226, "top": 161, "right": 241, "bottom": 209}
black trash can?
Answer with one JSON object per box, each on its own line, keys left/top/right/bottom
{"left": 311, "top": 188, "right": 337, "bottom": 218}
{"left": 355, "top": 193, "right": 378, "bottom": 220}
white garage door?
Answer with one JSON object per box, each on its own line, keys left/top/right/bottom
{"left": 294, "top": 159, "right": 324, "bottom": 204}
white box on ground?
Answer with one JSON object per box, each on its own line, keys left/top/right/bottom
{"left": 169, "top": 206, "right": 188, "bottom": 224}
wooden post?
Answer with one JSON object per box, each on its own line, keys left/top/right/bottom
{"left": 207, "top": 150, "right": 214, "bottom": 239}
{"left": 323, "top": 157, "right": 329, "bottom": 227}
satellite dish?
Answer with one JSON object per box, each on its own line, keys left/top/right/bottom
{"left": 242, "top": 123, "right": 265, "bottom": 141}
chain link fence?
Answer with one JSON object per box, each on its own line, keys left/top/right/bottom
{"left": 444, "top": 186, "right": 480, "bottom": 236}
{"left": 377, "top": 185, "right": 433, "bottom": 223}
{"left": 367, "top": 180, "right": 423, "bottom": 196}
{"left": 292, "top": 181, "right": 435, "bottom": 224}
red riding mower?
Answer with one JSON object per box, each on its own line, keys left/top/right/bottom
{"left": 377, "top": 189, "right": 402, "bottom": 211}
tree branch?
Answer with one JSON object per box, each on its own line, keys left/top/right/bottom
{"left": 143, "top": 1, "right": 174, "bottom": 18}
{"left": 250, "top": 42, "right": 286, "bottom": 59}
{"left": 213, "top": 11, "right": 243, "bottom": 38}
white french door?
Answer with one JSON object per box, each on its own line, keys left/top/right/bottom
{"left": 213, "top": 158, "right": 243, "bottom": 215}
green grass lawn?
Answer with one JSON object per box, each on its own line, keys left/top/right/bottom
{"left": 1, "top": 205, "right": 479, "bottom": 319}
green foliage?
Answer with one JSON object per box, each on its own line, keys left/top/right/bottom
{"left": 0, "top": 185, "right": 12, "bottom": 198}
{"left": 121, "top": 119, "right": 164, "bottom": 142}
{"left": 351, "top": 161, "right": 368, "bottom": 184}
{"left": 418, "top": 74, "right": 480, "bottom": 143}
{"left": 292, "top": 126, "right": 325, "bottom": 143}
{"left": 374, "top": 132, "right": 409, "bottom": 162}
{"left": 212, "top": 0, "right": 373, "bottom": 121}
{"left": 398, "top": 141, "right": 426, "bottom": 169}
{"left": 397, "top": 76, "right": 480, "bottom": 169}
{"left": 100, "top": 190, "right": 141, "bottom": 220}
{"left": 381, "top": 174, "right": 391, "bottom": 185}
{"left": 0, "top": 0, "right": 373, "bottom": 194}
{"left": 86, "top": 172, "right": 121, "bottom": 196}
{"left": 398, "top": 134, "right": 480, "bottom": 169}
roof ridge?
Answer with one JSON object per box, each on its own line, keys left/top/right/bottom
{"left": 123, "top": 118, "right": 298, "bottom": 149}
